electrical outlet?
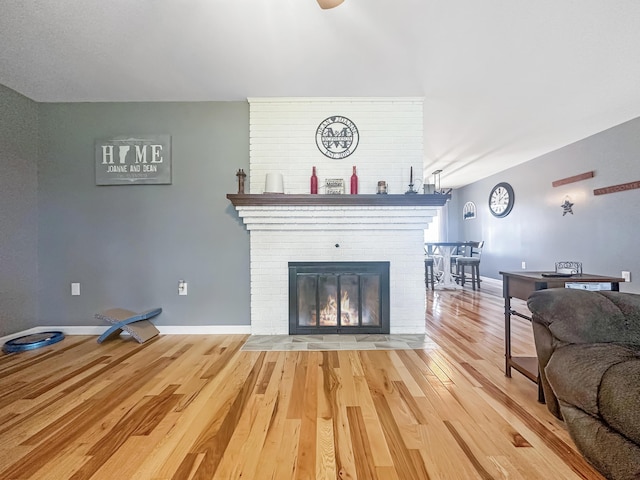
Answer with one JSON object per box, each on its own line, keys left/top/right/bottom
{"left": 71, "top": 283, "right": 80, "bottom": 296}
{"left": 521, "top": 261, "right": 526, "bottom": 270}
{"left": 622, "top": 271, "right": 631, "bottom": 282}
{"left": 178, "top": 280, "right": 188, "bottom": 295}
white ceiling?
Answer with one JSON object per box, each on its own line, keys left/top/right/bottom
{"left": 2, "top": 0, "right": 639, "bottom": 188}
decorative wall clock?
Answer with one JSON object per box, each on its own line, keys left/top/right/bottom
{"left": 489, "top": 182, "right": 515, "bottom": 218}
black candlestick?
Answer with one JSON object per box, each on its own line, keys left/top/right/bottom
{"left": 406, "top": 166, "right": 417, "bottom": 194}
{"left": 405, "top": 184, "right": 418, "bottom": 194}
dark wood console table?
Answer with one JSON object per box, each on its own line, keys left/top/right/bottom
{"left": 500, "top": 271, "right": 624, "bottom": 401}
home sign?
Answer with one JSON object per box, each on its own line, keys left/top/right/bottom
{"left": 95, "top": 135, "right": 171, "bottom": 185}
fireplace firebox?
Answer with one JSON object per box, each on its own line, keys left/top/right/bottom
{"left": 288, "top": 262, "right": 390, "bottom": 334}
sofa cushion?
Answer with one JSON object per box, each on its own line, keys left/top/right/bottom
{"left": 545, "top": 343, "right": 639, "bottom": 418}
{"left": 599, "top": 356, "right": 640, "bottom": 446}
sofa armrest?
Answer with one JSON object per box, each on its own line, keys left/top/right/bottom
{"left": 527, "top": 289, "right": 640, "bottom": 347}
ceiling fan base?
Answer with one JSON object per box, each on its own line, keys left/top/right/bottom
{"left": 317, "top": 0, "right": 345, "bottom": 9}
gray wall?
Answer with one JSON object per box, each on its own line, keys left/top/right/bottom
{"left": 37, "top": 101, "right": 251, "bottom": 327}
{"left": 0, "top": 85, "right": 39, "bottom": 336}
{"left": 453, "top": 116, "right": 640, "bottom": 293}
{"left": 4, "top": 82, "right": 638, "bottom": 335}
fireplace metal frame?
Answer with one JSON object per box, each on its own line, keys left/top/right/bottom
{"left": 288, "top": 261, "right": 390, "bottom": 335}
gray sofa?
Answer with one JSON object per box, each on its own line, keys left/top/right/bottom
{"left": 527, "top": 288, "right": 640, "bottom": 480}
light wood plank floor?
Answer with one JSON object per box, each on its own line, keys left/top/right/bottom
{"left": 0, "top": 287, "right": 605, "bottom": 479}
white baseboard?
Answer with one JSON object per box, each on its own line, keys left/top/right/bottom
{"left": 480, "top": 276, "right": 502, "bottom": 288}
{"left": 0, "top": 325, "right": 252, "bottom": 344}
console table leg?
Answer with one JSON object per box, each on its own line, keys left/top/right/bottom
{"left": 504, "top": 295, "right": 512, "bottom": 377}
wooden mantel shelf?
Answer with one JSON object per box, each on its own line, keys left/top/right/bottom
{"left": 227, "top": 193, "right": 451, "bottom": 207}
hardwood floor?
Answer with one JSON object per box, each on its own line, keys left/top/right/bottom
{"left": 0, "top": 287, "right": 605, "bottom": 479}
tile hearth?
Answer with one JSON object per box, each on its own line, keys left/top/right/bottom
{"left": 241, "top": 334, "right": 436, "bottom": 352}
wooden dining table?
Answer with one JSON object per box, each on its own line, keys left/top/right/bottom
{"left": 425, "top": 242, "right": 476, "bottom": 288}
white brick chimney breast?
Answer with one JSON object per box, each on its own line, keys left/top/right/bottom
{"left": 234, "top": 98, "right": 442, "bottom": 334}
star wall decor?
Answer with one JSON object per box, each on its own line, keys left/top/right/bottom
{"left": 561, "top": 196, "right": 574, "bottom": 216}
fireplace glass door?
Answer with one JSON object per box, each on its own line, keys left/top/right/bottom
{"left": 289, "top": 262, "right": 389, "bottom": 334}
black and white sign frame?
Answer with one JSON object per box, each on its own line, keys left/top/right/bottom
{"left": 95, "top": 135, "right": 172, "bottom": 185}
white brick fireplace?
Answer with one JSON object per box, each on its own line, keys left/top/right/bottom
{"left": 230, "top": 97, "right": 444, "bottom": 335}
{"left": 236, "top": 203, "right": 438, "bottom": 334}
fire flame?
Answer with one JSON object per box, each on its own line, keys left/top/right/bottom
{"left": 318, "top": 291, "right": 358, "bottom": 326}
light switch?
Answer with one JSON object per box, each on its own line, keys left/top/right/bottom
{"left": 71, "top": 283, "right": 80, "bottom": 295}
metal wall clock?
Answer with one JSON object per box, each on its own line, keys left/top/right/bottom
{"left": 489, "top": 182, "right": 515, "bottom": 218}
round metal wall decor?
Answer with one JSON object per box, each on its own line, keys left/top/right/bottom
{"left": 489, "top": 182, "right": 515, "bottom": 218}
{"left": 315, "top": 116, "right": 359, "bottom": 159}
{"left": 2, "top": 331, "right": 65, "bottom": 353}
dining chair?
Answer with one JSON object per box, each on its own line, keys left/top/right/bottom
{"left": 455, "top": 241, "right": 484, "bottom": 290}
{"left": 449, "top": 244, "right": 465, "bottom": 274}
{"left": 425, "top": 256, "right": 435, "bottom": 290}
